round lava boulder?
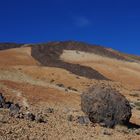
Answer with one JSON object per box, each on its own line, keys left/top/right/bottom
{"left": 81, "top": 85, "right": 132, "bottom": 128}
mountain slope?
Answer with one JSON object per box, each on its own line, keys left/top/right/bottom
{"left": 0, "top": 43, "right": 23, "bottom": 50}
{"left": 0, "top": 41, "right": 140, "bottom": 139}
{"left": 30, "top": 41, "right": 140, "bottom": 81}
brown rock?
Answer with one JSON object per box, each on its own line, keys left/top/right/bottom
{"left": 81, "top": 85, "right": 132, "bottom": 128}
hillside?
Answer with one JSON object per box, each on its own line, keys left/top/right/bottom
{"left": 0, "top": 41, "right": 140, "bottom": 139}
{"left": 0, "top": 43, "right": 23, "bottom": 50}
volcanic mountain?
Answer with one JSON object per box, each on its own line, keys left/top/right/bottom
{"left": 0, "top": 41, "right": 140, "bottom": 139}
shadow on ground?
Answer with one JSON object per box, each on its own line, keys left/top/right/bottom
{"left": 127, "top": 122, "right": 140, "bottom": 129}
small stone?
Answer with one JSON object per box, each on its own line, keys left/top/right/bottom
{"left": 67, "top": 115, "right": 74, "bottom": 122}
{"left": 134, "top": 129, "right": 140, "bottom": 135}
{"left": 129, "top": 102, "right": 136, "bottom": 109}
{"left": 3, "top": 101, "right": 13, "bottom": 109}
{"left": 57, "top": 84, "right": 64, "bottom": 87}
{"left": 35, "top": 115, "right": 47, "bottom": 123}
{"left": 46, "top": 108, "right": 54, "bottom": 113}
{"left": 0, "top": 93, "right": 6, "bottom": 108}
{"left": 65, "top": 89, "right": 68, "bottom": 92}
{"left": 9, "top": 103, "right": 20, "bottom": 117}
{"left": 25, "top": 113, "right": 35, "bottom": 121}
{"left": 102, "top": 129, "right": 112, "bottom": 135}
{"left": 77, "top": 116, "right": 90, "bottom": 124}
{"left": 18, "top": 112, "right": 24, "bottom": 119}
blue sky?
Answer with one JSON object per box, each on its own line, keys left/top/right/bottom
{"left": 0, "top": 0, "right": 140, "bottom": 55}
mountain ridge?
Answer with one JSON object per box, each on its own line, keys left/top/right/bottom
{"left": 0, "top": 41, "right": 139, "bottom": 62}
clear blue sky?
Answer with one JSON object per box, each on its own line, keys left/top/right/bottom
{"left": 0, "top": 0, "right": 140, "bottom": 55}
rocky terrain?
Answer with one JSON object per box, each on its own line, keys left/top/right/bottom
{"left": 0, "top": 41, "right": 140, "bottom": 140}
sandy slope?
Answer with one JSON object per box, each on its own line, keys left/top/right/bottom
{"left": 0, "top": 47, "right": 140, "bottom": 140}
{"left": 60, "top": 50, "right": 140, "bottom": 89}
{"left": 0, "top": 47, "right": 39, "bottom": 66}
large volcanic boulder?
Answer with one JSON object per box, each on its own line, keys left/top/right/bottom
{"left": 81, "top": 86, "right": 132, "bottom": 128}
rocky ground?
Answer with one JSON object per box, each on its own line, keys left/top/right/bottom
{"left": 0, "top": 42, "right": 140, "bottom": 139}
{"left": 0, "top": 102, "right": 140, "bottom": 140}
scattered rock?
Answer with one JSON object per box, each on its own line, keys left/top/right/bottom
{"left": 9, "top": 103, "right": 20, "bottom": 117}
{"left": 67, "top": 87, "right": 78, "bottom": 92}
{"left": 130, "top": 102, "right": 136, "bottom": 109}
{"left": 0, "top": 93, "right": 6, "bottom": 108}
{"left": 65, "top": 89, "right": 68, "bottom": 92}
{"left": 35, "top": 114, "right": 47, "bottom": 123}
{"left": 102, "top": 129, "right": 113, "bottom": 135}
{"left": 77, "top": 116, "right": 90, "bottom": 124}
{"left": 18, "top": 112, "right": 25, "bottom": 119}
{"left": 46, "top": 108, "right": 54, "bottom": 113}
{"left": 25, "top": 113, "right": 35, "bottom": 121}
{"left": 134, "top": 129, "right": 140, "bottom": 135}
{"left": 3, "top": 102, "right": 12, "bottom": 109}
{"left": 81, "top": 85, "right": 132, "bottom": 128}
{"left": 0, "top": 93, "right": 14, "bottom": 109}
{"left": 57, "top": 84, "right": 64, "bottom": 88}
{"left": 0, "top": 93, "right": 48, "bottom": 124}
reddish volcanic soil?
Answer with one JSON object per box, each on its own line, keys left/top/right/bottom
{"left": 0, "top": 43, "right": 140, "bottom": 140}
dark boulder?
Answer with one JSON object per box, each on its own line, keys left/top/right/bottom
{"left": 81, "top": 85, "right": 132, "bottom": 128}
{"left": 9, "top": 103, "right": 20, "bottom": 117}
